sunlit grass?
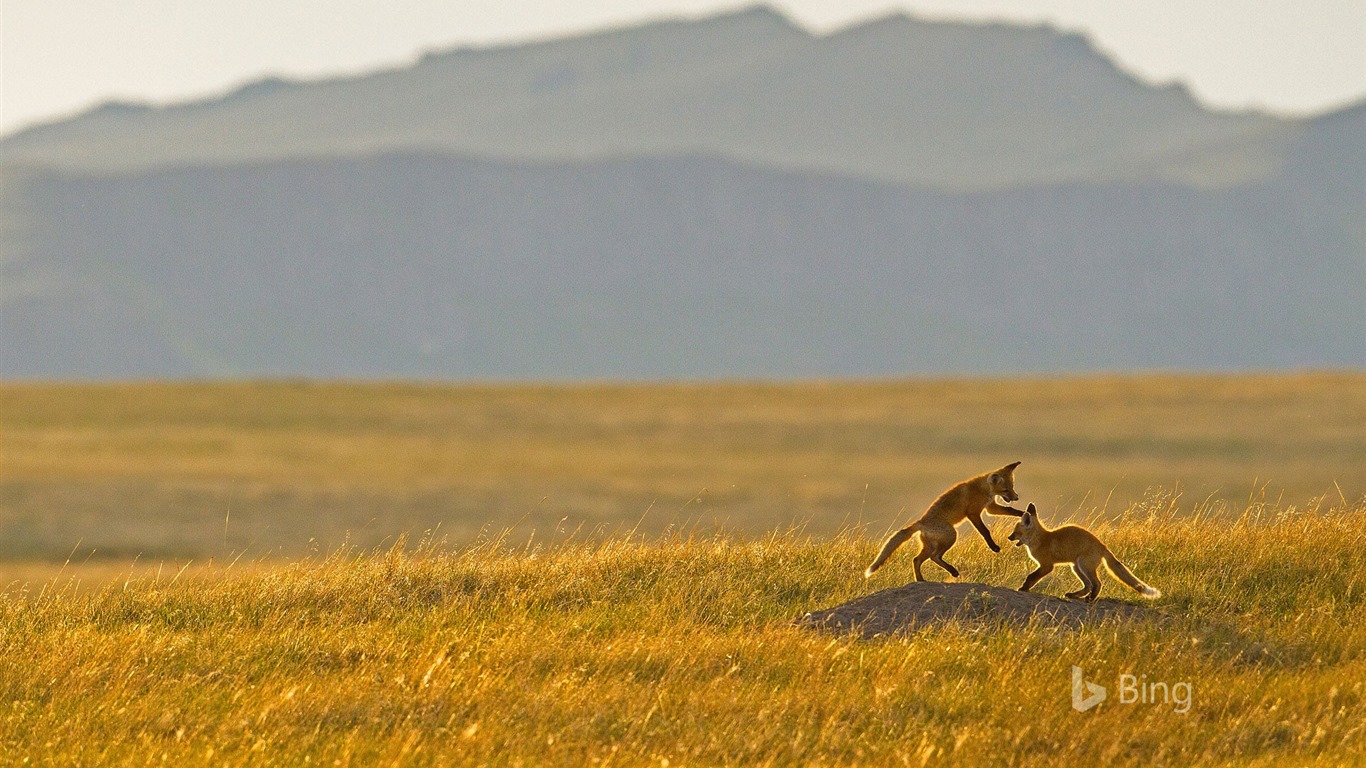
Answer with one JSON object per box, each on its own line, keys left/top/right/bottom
{"left": 1, "top": 495, "right": 1362, "bottom": 765}
{"left": 1, "top": 376, "right": 1362, "bottom": 762}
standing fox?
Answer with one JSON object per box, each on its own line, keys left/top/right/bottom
{"left": 1007, "top": 503, "right": 1161, "bottom": 602}
{"left": 864, "top": 462, "right": 1026, "bottom": 581}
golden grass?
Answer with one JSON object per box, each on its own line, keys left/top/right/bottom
{"left": 1, "top": 374, "right": 1363, "bottom": 560}
{"left": 1, "top": 375, "right": 1364, "bottom": 763}
{"left": 0, "top": 496, "right": 1362, "bottom": 766}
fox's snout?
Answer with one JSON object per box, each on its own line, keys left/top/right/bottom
{"left": 1000, "top": 491, "right": 1019, "bottom": 502}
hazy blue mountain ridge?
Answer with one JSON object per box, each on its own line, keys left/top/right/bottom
{"left": 1, "top": 7, "right": 1292, "bottom": 190}
{"left": 1, "top": 6, "right": 1361, "bottom": 378}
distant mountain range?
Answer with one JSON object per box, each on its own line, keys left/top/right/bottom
{"left": 2, "top": 6, "right": 1362, "bottom": 378}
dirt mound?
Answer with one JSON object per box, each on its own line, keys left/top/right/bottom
{"left": 796, "top": 581, "right": 1154, "bottom": 638}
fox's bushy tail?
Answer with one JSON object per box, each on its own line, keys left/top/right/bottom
{"left": 864, "top": 523, "right": 920, "bottom": 578}
{"left": 1103, "top": 551, "right": 1161, "bottom": 599}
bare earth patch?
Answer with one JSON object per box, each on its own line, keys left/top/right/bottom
{"left": 796, "top": 581, "right": 1155, "bottom": 638}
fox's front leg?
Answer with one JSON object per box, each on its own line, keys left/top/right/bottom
{"left": 966, "top": 511, "right": 1001, "bottom": 552}
{"left": 1019, "top": 564, "right": 1054, "bottom": 592}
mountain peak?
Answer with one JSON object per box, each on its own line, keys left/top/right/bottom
{"left": 611, "top": 4, "right": 806, "bottom": 39}
{"left": 418, "top": 3, "right": 807, "bottom": 66}
{"left": 701, "top": 4, "right": 801, "bottom": 31}
{"left": 223, "top": 76, "right": 301, "bottom": 102}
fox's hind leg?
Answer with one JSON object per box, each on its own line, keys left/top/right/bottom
{"left": 916, "top": 524, "right": 957, "bottom": 581}
{"left": 1065, "top": 563, "right": 1091, "bottom": 599}
{"left": 1071, "top": 560, "right": 1102, "bottom": 602}
{"left": 929, "top": 552, "right": 960, "bottom": 579}
{"left": 911, "top": 547, "right": 930, "bottom": 582}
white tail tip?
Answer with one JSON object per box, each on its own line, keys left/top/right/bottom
{"left": 1140, "top": 585, "right": 1161, "bottom": 599}
{"left": 863, "top": 567, "right": 875, "bottom": 579}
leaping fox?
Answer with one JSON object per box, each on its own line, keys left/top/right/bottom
{"left": 1007, "top": 503, "right": 1161, "bottom": 602}
{"left": 864, "top": 462, "right": 1026, "bottom": 581}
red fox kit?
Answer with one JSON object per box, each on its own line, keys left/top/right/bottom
{"left": 1007, "top": 504, "right": 1161, "bottom": 602}
{"left": 864, "top": 462, "right": 1025, "bottom": 581}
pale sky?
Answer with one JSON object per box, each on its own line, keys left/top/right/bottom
{"left": 3, "top": 0, "right": 1364, "bottom": 136}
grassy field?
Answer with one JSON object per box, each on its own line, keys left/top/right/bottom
{"left": 0, "top": 499, "right": 1362, "bottom": 765}
{"left": 1, "top": 373, "right": 1363, "bottom": 561}
{"left": 0, "top": 374, "right": 1363, "bottom": 764}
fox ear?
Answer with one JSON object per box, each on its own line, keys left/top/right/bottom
{"left": 1003, "top": 461, "right": 1021, "bottom": 473}
{"left": 1026, "top": 503, "right": 1036, "bottom": 513}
